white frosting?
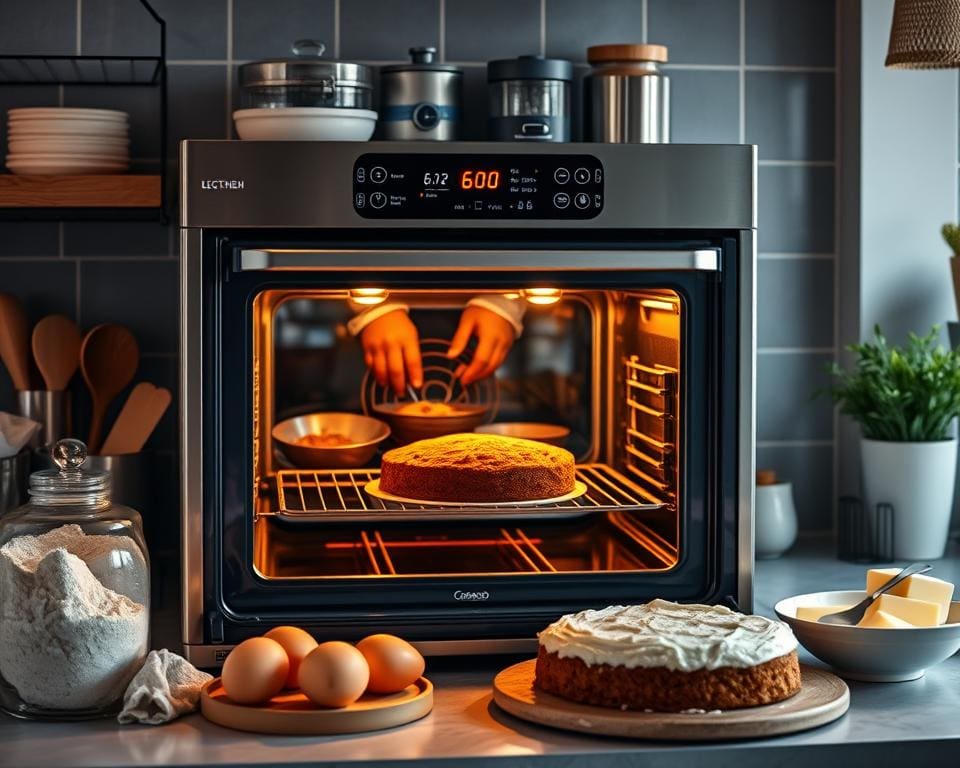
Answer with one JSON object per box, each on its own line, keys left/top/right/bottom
{"left": 538, "top": 599, "right": 798, "bottom": 672}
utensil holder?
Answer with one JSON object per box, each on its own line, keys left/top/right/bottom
{"left": 16, "top": 390, "right": 71, "bottom": 448}
{"left": 837, "top": 496, "right": 894, "bottom": 563}
{"left": 0, "top": 449, "right": 30, "bottom": 515}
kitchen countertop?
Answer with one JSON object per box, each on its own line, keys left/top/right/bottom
{"left": 2, "top": 536, "right": 959, "bottom": 768}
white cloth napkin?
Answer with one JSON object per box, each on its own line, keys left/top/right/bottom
{"left": 0, "top": 411, "right": 40, "bottom": 458}
{"left": 118, "top": 649, "right": 212, "bottom": 725}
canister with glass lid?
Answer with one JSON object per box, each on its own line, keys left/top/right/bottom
{"left": 584, "top": 44, "right": 670, "bottom": 143}
{"left": 0, "top": 439, "right": 149, "bottom": 720}
{"left": 239, "top": 40, "right": 373, "bottom": 109}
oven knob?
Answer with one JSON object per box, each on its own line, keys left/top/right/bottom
{"left": 370, "top": 191, "right": 387, "bottom": 209}
{"left": 574, "top": 167, "right": 590, "bottom": 184}
{"left": 370, "top": 166, "right": 388, "bottom": 184}
{"left": 553, "top": 167, "right": 570, "bottom": 184}
{"left": 574, "top": 192, "right": 590, "bottom": 210}
{"left": 553, "top": 192, "right": 570, "bottom": 209}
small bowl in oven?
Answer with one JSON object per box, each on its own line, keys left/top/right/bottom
{"left": 475, "top": 422, "right": 570, "bottom": 446}
{"left": 272, "top": 412, "right": 390, "bottom": 468}
{"left": 372, "top": 402, "right": 490, "bottom": 445}
{"left": 775, "top": 590, "right": 960, "bottom": 682}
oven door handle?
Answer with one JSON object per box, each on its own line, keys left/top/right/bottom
{"left": 237, "top": 248, "right": 720, "bottom": 272}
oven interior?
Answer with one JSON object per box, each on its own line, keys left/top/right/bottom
{"left": 251, "top": 288, "right": 683, "bottom": 580}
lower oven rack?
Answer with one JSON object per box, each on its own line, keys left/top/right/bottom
{"left": 265, "top": 463, "right": 666, "bottom": 523}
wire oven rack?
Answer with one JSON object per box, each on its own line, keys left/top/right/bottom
{"left": 266, "top": 463, "right": 666, "bottom": 523}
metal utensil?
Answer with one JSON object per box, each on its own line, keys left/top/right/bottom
{"left": 818, "top": 562, "right": 933, "bottom": 625}
{"left": 0, "top": 293, "right": 31, "bottom": 390}
{"left": 31, "top": 314, "right": 81, "bottom": 390}
{"left": 80, "top": 324, "right": 139, "bottom": 454}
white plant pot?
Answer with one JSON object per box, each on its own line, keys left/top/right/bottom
{"left": 861, "top": 438, "right": 958, "bottom": 560}
{"left": 755, "top": 482, "right": 798, "bottom": 559}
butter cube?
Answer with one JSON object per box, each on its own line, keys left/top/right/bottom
{"left": 858, "top": 610, "right": 913, "bottom": 628}
{"left": 862, "top": 593, "right": 941, "bottom": 627}
{"left": 866, "top": 568, "right": 954, "bottom": 624}
{"left": 796, "top": 605, "right": 853, "bottom": 622}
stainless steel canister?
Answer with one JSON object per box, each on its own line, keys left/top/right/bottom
{"left": 380, "top": 47, "right": 462, "bottom": 140}
{"left": 584, "top": 44, "right": 670, "bottom": 143}
{"left": 0, "top": 450, "right": 29, "bottom": 515}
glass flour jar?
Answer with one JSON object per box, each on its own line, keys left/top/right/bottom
{"left": 0, "top": 439, "right": 150, "bottom": 720}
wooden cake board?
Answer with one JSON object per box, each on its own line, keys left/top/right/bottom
{"left": 493, "top": 659, "right": 848, "bottom": 741}
{"left": 200, "top": 676, "right": 433, "bottom": 735}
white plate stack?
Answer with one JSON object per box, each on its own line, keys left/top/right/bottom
{"left": 5, "top": 107, "right": 131, "bottom": 175}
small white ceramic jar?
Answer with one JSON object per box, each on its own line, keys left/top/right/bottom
{"left": 755, "top": 469, "right": 798, "bottom": 559}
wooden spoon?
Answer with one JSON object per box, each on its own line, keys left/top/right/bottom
{"left": 31, "top": 314, "right": 82, "bottom": 391}
{"left": 100, "top": 381, "right": 172, "bottom": 455}
{"left": 80, "top": 324, "right": 139, "bottom": 454}
{"left": 0, "top": 293, "right": 31, "bottom": 390}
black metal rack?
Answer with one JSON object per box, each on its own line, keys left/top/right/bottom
{"left": 0, "top": 0, "right": 167, "bottom": 222}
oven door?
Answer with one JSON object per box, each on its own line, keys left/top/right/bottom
{"left": 186, "top": 230, "right": 749, "bottom": 651}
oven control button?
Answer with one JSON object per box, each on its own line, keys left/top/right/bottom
{"left": 574, "top": 167, "right": 590, "bottom": 184}
{"left": 574, "top": 192, "right": 590, "bottom": 209}
{"left": 370, "top": 166, "right": 387, "bottom": 184}
{"left": 355, "top": 167, "right": 366, "bottom": 183}
{"left": 553, "top": 167, "right": 570, "bottom": 184}
{"left": 355, "top": 192, "right": 366, "bottom": 209}
{"left": 553, "top": 192, "right": 570, "bottom": 209}
{"left": 370, "top": 191, "right": 387, "bottom": 209}
{"left": 595, "top": 168, "right": 603, "bottom": 184}
{"left": 594, "top": 193, "right": 603, "bottom": 208}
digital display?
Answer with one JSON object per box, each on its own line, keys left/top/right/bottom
{"left": 354, "top": 153, "right": 603, "bottom": 219}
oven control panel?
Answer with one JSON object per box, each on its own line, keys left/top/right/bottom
{"left": 353, "top": 153, "right": 604, "bottom": 219}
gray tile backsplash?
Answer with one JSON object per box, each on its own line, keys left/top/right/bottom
{"left": 667, "top": 70, "right": 740, "bottom": 144}
{"left": 746, "top": 71, "right": 834, "bottom": 160}
{"left": 445, "top": 0, "right": 541, "bottom": 61}
{"left": 758, "top": 166, "right": 835, "bottom": 253}
{"left": 0, "top": 0, "right": 840, "bottom": 530}
{"left": 545, "top": 0, "right": 644, "bottom": 63}
{"left": 233, "top": 0, "right": 336, "bottom": 60}
{"left": 758, "top": 258, "right": 834, "bottom": 348}
{"left": 648, "top": 0, "right": 740, "bottom": 65}
{"left": 341, "top": 0, "right": 440, "bottom": 61}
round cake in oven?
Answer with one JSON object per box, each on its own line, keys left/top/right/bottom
{"left": 535, "top": 600, "right": 801, "bottom": 712}
{"left": 378, "top": 432, "right": 576, "bottom": 503}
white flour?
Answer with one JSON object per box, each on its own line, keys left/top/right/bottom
{"left": 0, "top": 525, "right": 148, "bottom": 710}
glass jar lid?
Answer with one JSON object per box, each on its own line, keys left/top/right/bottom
{"left": 239, "top": 39, "right": 373, "bottom": 90}
{"left": 29, "top": 438, "right": 111, "bottom": 498}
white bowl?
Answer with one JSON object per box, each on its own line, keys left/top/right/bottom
{"left": 8, "top": 107, "right": 128, "bottom": 121}
{"left": 233, "top": 107, "right": 377, "bottom": 141}
{"left": 775, "top": 590, "right": 960, "bottom": 682}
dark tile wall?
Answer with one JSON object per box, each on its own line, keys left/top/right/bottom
{"left": 0, "top": 0, "right": 837, "bottom": 534}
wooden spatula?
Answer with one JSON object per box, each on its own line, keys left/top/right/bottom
{"left": 100, "top": 382, "right": 172, "bottom": 455}
{"left": 31, "top": 314, "right": 82, "bottom": 391}
{"left": 81, "top": 324, "right": 139, "bottom": 454}
{"left": 0, "top": 293, "right": 31, "bottom": 390}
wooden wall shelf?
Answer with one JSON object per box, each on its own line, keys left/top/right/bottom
{"left": 0, "top": 174, "right": 162, "bottom": 209}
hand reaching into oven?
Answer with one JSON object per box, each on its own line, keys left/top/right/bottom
{"left": 446, "top": 305, "right": 516, "bottom": 386}
{"left": 359, "top": 308, "right": 424, "bottom": 395}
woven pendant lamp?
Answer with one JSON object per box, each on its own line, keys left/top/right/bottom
{"left": 886, "top": 0, "right": 960, "bottom": 68}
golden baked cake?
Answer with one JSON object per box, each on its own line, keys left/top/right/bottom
{"left": 535, "top": 600, "right": 801, "bottom": 712}
{"left": 379, "top": 432, "right": 575, "bottom": 502}
{"left": 394, "top": 401, "right": 458, "bottom": 416}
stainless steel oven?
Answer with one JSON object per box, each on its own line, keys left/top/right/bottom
{"left": 179, "top": 141, "right": 756, "bottom": 666}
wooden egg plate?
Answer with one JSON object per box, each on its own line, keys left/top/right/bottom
{"left": 200, "top": 676, "right": 433, "bottom": 735}
{"left": 493, "top": 659, "right": 848, "bottom": 741}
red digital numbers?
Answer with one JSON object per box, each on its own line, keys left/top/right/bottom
{"left": 460, "top": 170, "right": 501, "bottom": 190}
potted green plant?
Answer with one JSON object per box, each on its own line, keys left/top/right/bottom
{"left": 942, "top": 223, "right": 960, "bottom": 320}
{"left": 826, "top": 325, "right": 960, "bottom": 559}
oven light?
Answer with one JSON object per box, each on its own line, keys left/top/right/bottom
{"left": 640, "top": 298, "right": 678, "bottom": 313}
{"left": 521, "top": 288, "right": 562, "bottom": 306}
{"left": 502, "top": 292, "right": 522, "bottom": 300}
{"left": 349, "top": 288, "right": 389, "bottom": 305}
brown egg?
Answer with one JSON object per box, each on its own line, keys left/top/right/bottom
{"left": 356, "top": 634, "right": 425, "bottom": 694}
{"left": 264, "top": 626, "right": 319, "bottom": 688}
{"left": 221, "top": 637, "right": 290, "bottom": 705}
{"left": 298, "top": 641, "right": 370, "bottom": 708}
